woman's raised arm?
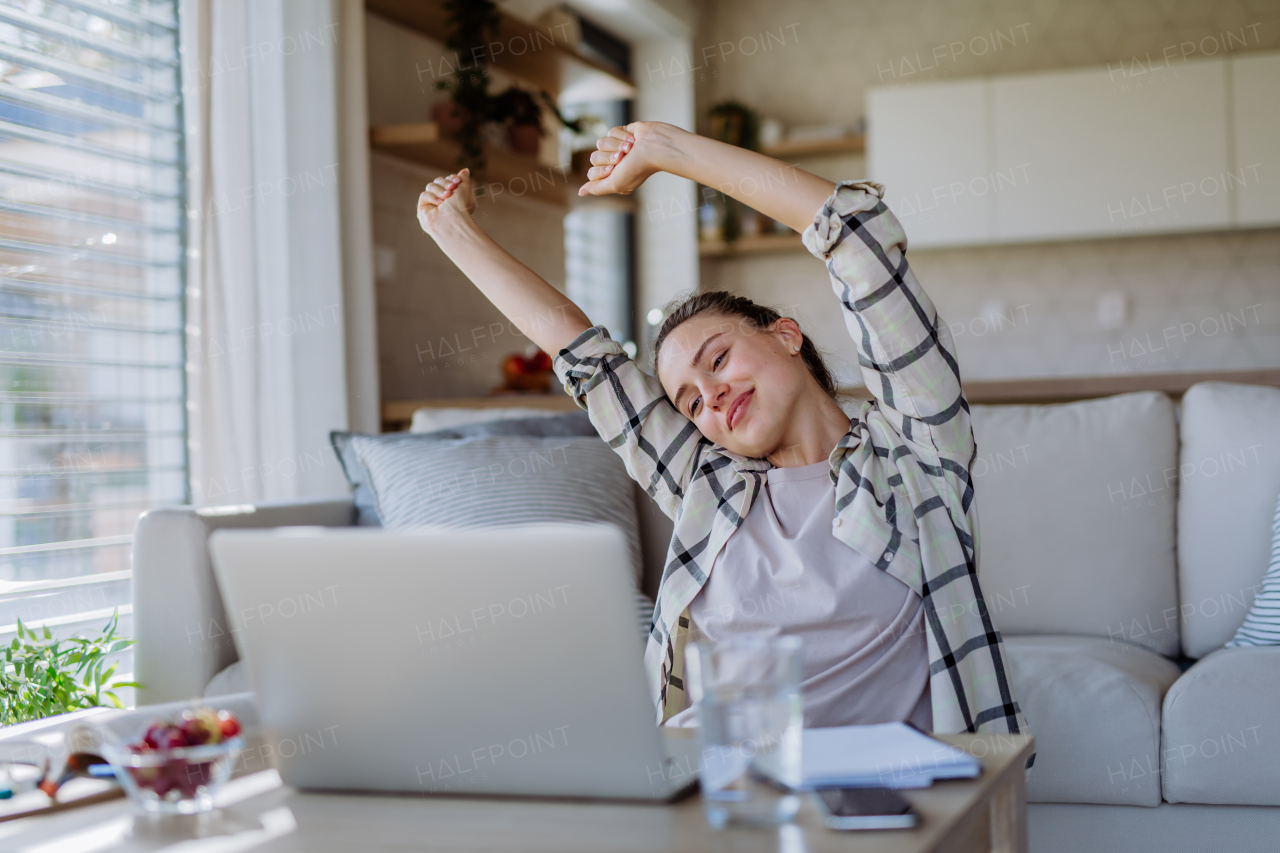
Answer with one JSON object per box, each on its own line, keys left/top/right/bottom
{"left": 417, "top": 168, "right": 592, "bottom": 356}
{"left": 578, "top": 122, "right": 835, "bottom": 234}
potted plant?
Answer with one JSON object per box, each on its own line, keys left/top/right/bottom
{"left": 0, "top": 611, "right": 137, "bottom": 726}
{"left": 708, "top": 100, "right": 759, "bottom": 150}
{"left": 432, "top": 2, "right": 594, "bottom": 169}
{"left": 491, "top": 88, "right": 544, "bottom": 155}
{"left": 433, "top": 0, "right": 501, "bottom": 170}
{"left": 702, "top": 101, "right": 761, "bottom": 246}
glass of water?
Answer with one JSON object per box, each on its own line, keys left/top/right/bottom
{"left": 685, "top": 634, "right": 803, "bottom": 828}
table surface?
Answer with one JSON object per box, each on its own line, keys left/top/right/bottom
{"left": 0, "top": 732, "right": 1034, "bottom": 853}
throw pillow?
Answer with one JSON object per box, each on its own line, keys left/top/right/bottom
{"left": 1226, "top": 489, "right": 1280, "bottom": 647}
{"left": 330, "top": 411, "right": 596, "bottom": 526}
{"left": 354, "top": 433, "right": 650, "bottom": 622}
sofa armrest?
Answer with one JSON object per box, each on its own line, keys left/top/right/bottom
{"left": 132, "top": 497, "right": 354, "bottom": 706}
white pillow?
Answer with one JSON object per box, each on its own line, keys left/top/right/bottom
{"left": 1226, "top": 490, "right": 1280, "bottom": 647}
{"left": 410, "top": 406, "right": 566, "bottom": 433}
{"left": 970, "top": 391, "right": 1180, "bottom": 655}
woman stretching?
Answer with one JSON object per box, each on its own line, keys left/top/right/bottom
{"left": 416, "top": 121, "right": 1028, "bottom": 737}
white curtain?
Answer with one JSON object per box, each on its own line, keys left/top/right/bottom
{"left": 181, "top": 0, "right": 363, "bottom": 504}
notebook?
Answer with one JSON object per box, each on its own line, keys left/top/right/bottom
{"left": 801, "top": 722, "right": 983, "bottom": 789}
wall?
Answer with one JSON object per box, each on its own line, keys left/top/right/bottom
{"left": 633, "top": 36, "right": 699, "bottom": 361}
{"left": 692, "top": 0, "right": 1280, "bottom": 384}
{"left": 365, "top": 12, "right": 568, "bottom": 402}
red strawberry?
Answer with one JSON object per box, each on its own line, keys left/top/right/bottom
{"left": 217, "top": 710, "right": 241, "bottom": 739}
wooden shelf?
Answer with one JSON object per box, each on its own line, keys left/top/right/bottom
{"left": 383, "top": 369, "right": 1280, "bottom": 431}
{"left": 383, "top": 394, "right": 577, "bottom": 432}
{"left": 365, "top": 0, "right": 634, "bottom": 102}
{"left": 699, "top": 232, "right": 805, "bottom": 257}
{"left": 760, "top": 135, "right": 865, "bottom": 159}
{"left": 370, "top": 122, "right": 586, "bottom": 208}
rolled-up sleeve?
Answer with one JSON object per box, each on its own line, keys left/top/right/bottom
{"left": 803, "top": 181, "right": 972, "bottom": 458}
{"left": 553, "top": 325, "right": 703, "bottom": 520}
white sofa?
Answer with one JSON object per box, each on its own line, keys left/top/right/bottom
{"left": 132, "top": 382, "right": 1280, "bottom": 853}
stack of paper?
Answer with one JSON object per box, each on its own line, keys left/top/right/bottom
{"left": 801, "top": 723, "right": 982, "bottom": 789}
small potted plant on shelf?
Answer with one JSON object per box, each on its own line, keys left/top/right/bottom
{"left": 491, "top": 87, "right": 544, "bottom": 155}
{"left": 702, "top": 100, "right": 761, "bottom": 246}
{"left": 432, "top": 0, "right": 501, "bottom": 171}
{"left": 432, "top": 0, "right": 592, "bottom": 171}
{"left": 708, "top": 100, "right": 759, "bottom": 151}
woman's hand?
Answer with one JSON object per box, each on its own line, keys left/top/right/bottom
{"left": 578, "top": 121, "right": 676, "bottom": 197}
{"left": 417, "top": 168, "right": 477, "bottom": 237}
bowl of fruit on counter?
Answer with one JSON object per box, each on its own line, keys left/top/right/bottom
{"left": 100, "top": 705, "right": 243, "bottom": 814}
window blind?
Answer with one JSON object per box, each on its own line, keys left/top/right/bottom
{"left": 0, "top": 0, "right": 185, "bottom": 677}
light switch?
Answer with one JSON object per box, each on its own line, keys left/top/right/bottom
{"left": 1097, "top": 291, "right": 1128, "bottom": 329}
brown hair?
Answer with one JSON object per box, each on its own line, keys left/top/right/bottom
{"left": 651, "top": 290, "right": 837, "bottom": 399}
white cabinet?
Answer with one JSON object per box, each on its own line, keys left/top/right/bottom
{"left": 1232, "top": 52, "right": 1280, "bottom": 226}
{"left": 866, "top": 80, "right": 991, "bottom": 248}
{"left": 992, "top": 61, "right": 1229, "bottom": 241}
{"left": 866, "top": 51, "right": 1275, "bottom": 246}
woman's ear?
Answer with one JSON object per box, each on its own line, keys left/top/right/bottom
{"left": 773, "top": 317, "right": 803, "bottom": 353}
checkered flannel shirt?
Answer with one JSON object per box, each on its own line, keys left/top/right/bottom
{"left": 552, "top": 180, "right": 1030, "bottom": 737}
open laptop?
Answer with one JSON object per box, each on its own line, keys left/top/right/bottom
{"left": 208, "top": 522, "right": 699, "bottom": 801}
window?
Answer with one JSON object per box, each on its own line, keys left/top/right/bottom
{"left": 0, "top": 0, "right": 186, "bottom": 686}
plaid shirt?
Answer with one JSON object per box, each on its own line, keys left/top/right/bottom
{"left": 553, "top": 181, "right": 1029, "bottom": 737}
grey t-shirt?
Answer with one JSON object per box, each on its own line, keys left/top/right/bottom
{"left": 668, "top": 458, "right": 933, "bottom": 730}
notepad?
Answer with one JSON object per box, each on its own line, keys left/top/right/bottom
{"left": 801, "top": 723, "right": 982, "bottom": 789}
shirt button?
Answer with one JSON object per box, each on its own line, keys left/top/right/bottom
{"left": 833, "top": 517, "right": 842, "bottom": 527}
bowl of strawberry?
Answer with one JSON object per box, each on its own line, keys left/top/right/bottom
{"left": 100, "top": 706, "right": 243, "bottom": 814}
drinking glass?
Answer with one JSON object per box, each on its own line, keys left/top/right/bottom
{"left": 685, "top": 634, "right": 803, "bottom": 828}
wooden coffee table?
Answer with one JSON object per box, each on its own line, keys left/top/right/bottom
{"left": 0, "top": 731, "right": 1032, "bottom": 852}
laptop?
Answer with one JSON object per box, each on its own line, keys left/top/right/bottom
{"left": 207, "top": 522, "right": 699, "bottom": 801}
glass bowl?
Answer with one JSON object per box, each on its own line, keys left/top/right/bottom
{"left": 100, "top": 736, "right": 243, "bottom": 814}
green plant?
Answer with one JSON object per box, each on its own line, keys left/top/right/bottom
{"left": 434, "top": 1, "right": 592, "bottom": 171}
{"left": 491, "top": 87, "right": 543, "bottom": 129}
{"left": 0, "top": 611, "right": 139, "bottom": 726}
{"left": 435, "top": 0, "right": 502, "bottom": 170}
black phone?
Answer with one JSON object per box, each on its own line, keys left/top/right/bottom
{"left": 811, "top": 787, "right": 918, "bottom": 830}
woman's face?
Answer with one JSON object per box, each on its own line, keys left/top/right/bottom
{"left": 656, "top": 312, "right": 808, "bottom": 458}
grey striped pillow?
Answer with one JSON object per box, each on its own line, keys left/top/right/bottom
{"left": 352, "top": 432, "right": 646, "bottom": 589}
{"left": 1227, "top": 489, "right": 1280, "bottom": 647}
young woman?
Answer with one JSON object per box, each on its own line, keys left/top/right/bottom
{"left": 416, "top": 121, "right": 1028, "bottom": 737}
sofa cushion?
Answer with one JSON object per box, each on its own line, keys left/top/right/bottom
{"left": 1161, "top": 646, "right": 1280, "bottom": 805}
{"left": 971, "top": 392, "right": 1180, "bottom": 655}
{"left": 1004, "top": 635, "right": 1182, "bottom": 806}
{"left": 1178, "top": 382, "right": 1280, "bottom": 657}
{"left": 331, "top": 411, "right": 597, "bottom": 526}
{"left": 205, "top": 659, "right": 251, "bottom": 696}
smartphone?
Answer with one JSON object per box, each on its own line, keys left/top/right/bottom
{"left": 811, "top": 787, "right": 918, "bottom": 830}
